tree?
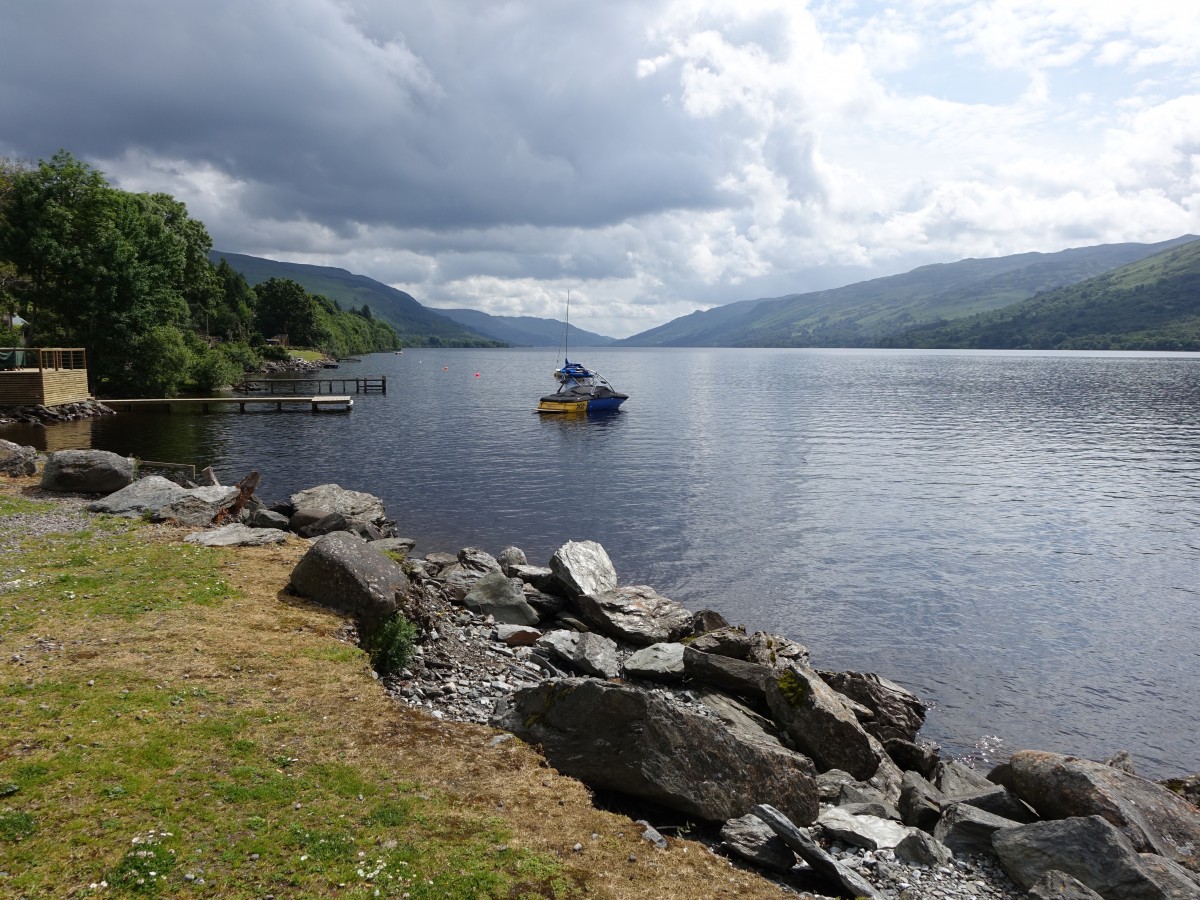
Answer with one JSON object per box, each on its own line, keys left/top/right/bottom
{"left": 0, "top": 151, "right": 225, "bottom": 395}
{"left": 254, "top": 277, "right": 322, "bottom": 347}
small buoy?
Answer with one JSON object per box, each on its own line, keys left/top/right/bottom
{"left": 474, "top": 372, "right": 481, "bottom": 378}
{"left": 442, "top": 366, "right": 448, "bottom": 371}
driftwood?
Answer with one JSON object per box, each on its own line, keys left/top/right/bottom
{"left": 213, "top": 471, "right": 260, "bottom": 525}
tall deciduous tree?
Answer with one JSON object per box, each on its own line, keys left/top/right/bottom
{"left": 0, "top": 151, "right": 222, "bottom": 395}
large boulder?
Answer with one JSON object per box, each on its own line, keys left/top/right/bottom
{"left": 495, "top": 678, "right": 819, "bottom": 825}
{"left": 87, "top": 476, "right": 239, "bottom": 526}
{"left": 573, "top": 584, "right": 692, "bottom": 646}
{"left": 819, "top": 670, "right": 926, "bottom": 743}
{"left": 288, "top": 531, "right": 411, "bottom": 633}
{"left": 548, "top": 540, "right": 617, "bottom": 597}
{"left": 765, "top": 663, "right": 882, "bottom": 781}
{"left": 0, "top": 439, "right": 37, "bottom": 476}
{"left": 624, "top": 642, "right": 686, "bottom": 681}
{"left": 817, "top": 807, "right": 911, "bottom": 851}
{"left": 289, "top": 484, "right": 388, "bottom": 527}
{"left": 462, "top": 571, "right": 538, "bottom": 625}
{"left": 439, "top": 547, "right": 503, "bottom": 601}
{"left": 687, "top": 627, "right": 753, "bottom": 659}
{"left": 933, "top": 801, "right": 1022, "bottom": 856}
{"left": 1001, "top": 750, "right": 1200, "bottom": 876}
{"left": 41, "top": 449, "right": 133, "bottom": 493}
{"left": 993, "top": 815, "right": 1200, "bottom": 899}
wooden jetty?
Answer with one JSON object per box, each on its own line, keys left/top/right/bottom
{"left": 109, "top": 396, "right": 354, "bottom": 413}
{"left": 233, "top": 375, "right": 386, "bottom": 395}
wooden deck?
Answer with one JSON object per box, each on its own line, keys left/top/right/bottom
{"left": 0, "top": 348, "right": 91, "bottom": 407}
{"left": 234, "top": 375, "right": 386, "bottom": 394}
{"left": 109, "top": 396, "right": 354, "bottom": 413}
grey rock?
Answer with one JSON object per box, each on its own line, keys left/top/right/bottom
{"left": 747, "top": 631, "right": 810, "bottom": 669}
{"left": 720, "top": 814, "right": 796, "bottom": 873}
{"left": 574, "top": 584, "right": 692, "bottom": 646}
{"left": 933, "top": 801, "right": 1021, "bottom": 857}
{"left": 960, "top": 785, "right": 1039, "bottom": 824}
{"left": 816, "top": 769, "right": 859, "bottom": 803}
{"left": 1002, "top": 750, "right": 1200, "bottom": 875}
{"left": 299, "top": 511, "right": 350, "bottom": 538}
{"left": 245, "top": 507, "right": 290, "bottom": 530}
{"left": 993, "top": 815, "right": 1198, "bottom": 899}
{"left": 535, "top": 631, "right": 620, "bottom": 679}
{"left": 185, "top": 524, "right": 289, "bottom": 547}
{"left": 884, "top": 737, "right": 940, "bottom": 779}
{"left": 894, "top": 829, "right": 954, "bottom": 867}
{"left": 155, "top": 485, "right": 240, "bottom": 527}
{"left": 369, "top": 536, "right": 417, "bottom": 555}
{"left": 288, "top": 531, "right": 411, "bottom": 634}
{"left": 289, "top": 483, "right": 387, "bottom": 526}
{"left": 458, "top": 547, "right": 502, "bottom": 573}
{"left": 691, "top": 609, "right": 731, "bottom": 634}
{"left": 548, "top": 540, "right": 617, "bottom": 598}
{"left": 496, "top": 546, "right": 527, "bottom": 574}
{"left": 687, "top": 627, "right": 753, "bottom": 659}
{"left": 494, "top": 624, "right": 541, "bottom": 647}
{"left": 509, "top": 564, "right": 559, "bottom": 593}
{"left": 682, "top": 645, "right": 771, "bottom": 702}
{"left": 820, "top": 670, "right": 926, "bottom": 743}
{"left": 696, "top": 689, "right": 789, "bottom": 753}
{"left": 765, "top": 663, "right": 881, "bottom": 781}
{"left": 1028, "top": 870, "right": 1104, "bottom": 900}
{"left": 463, "top": 572, "right": 539, "bottom": 625}
{"left": 636, "top": 820, "right": 668, "bottom": 850}
{"left": 936, "top": 758, "right": 997, "bottom": 798}
{"left": 523, "top": 589, "right": 568, "bottom": 618}
{"left": 88, "top": 475, "right": 189, "bottom": 517}
{"left": 899, "top": 770, "right": 945, "bottom": 832}
{"left": 624, "top": 643, "right": 686, "bottom": 680}
{"left": 494, "top": 679, "right": 819, "bottom": 825}
{"left": 42, "top": 449, "right": 134, "bottom": 493}
{"left": 0, "top": 439, "right": 37, "bottom": 476}
{"left": 290, "top": 507, "right": 330, "bottom": 532}
{"left": 1106, "top": 750, "right": 1139, "bottom": 774}
{"left": 751, "top": 804, "right": 884, "bottom": 900}
{"left": 817, "top": 807, "right": 910, "bottom": 850}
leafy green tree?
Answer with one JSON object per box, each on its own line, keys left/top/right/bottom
{"left": 255, "top": 277, "right": 324, "bottom": 347}
{"left": 212, "top": 259, "right": 257, "bottom": 342}
{"left": 0, "top": 151, "right": 223, "bottom": 395}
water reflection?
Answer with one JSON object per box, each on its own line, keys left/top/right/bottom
{"left": 4, "top": 347, "right": 1200, "bottom": 778}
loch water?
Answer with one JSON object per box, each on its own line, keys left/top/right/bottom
{"left": 5, "top": 347, "right": 1200, "bottom": 779}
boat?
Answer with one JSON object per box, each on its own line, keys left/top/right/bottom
{"left": 537, "top": 359, "right": 628, "bottom": 414}
{"left": 536, "top": 293, "right": 627, "bottom": 413}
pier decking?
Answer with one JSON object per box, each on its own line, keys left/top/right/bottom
{"left": 109, "top": 396, "right": 354, "bottom": 413}
{"left": 234, "top": 375, "right": 386, "bottom": 395}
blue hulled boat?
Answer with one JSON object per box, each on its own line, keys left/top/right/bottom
{"left": 537, "top": 359, "right": 628, "bottom": 414}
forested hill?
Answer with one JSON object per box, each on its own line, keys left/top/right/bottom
{"left": 434, "top": 308, "right": 616, "bottom": 347}
{"left": 618, "top": 235, "right": 1197, "bottom": 347}
{"left": 210, "top": 251, "right": 504, "bottom": 348}
{"left": 880, "top": 238, "right": 1200, "bottom": 351}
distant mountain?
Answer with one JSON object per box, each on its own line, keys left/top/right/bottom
{"left": 434, "top": 308, "right": 616, "bottom": 347}
{"left": 619, "top": 236, "right": 1199, "bottom": 347}
{"left": 210, "top": 251, "right": 505, "bottom": 348}
{"left": 881, "top": 238, "right": 1200, "bottom": 351}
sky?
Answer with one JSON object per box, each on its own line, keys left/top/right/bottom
{"left": 2, "top": 1, "right": 1199, "bottom": 338}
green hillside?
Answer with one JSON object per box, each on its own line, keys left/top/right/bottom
{"left": 881, "top": 238, "right": 1200, "bottom": 350}
{"left": 210, "top": 251, "right": 505, "bottom": 348}
{"left": 436, "top": 308, "right": 616, "bottom": 347}
{"left": 619, "top": 236, "right": 1197, "bottom": 347}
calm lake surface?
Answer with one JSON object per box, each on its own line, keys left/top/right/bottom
{"left": 6, "top": 347, "right": 1200, "bottom": 778}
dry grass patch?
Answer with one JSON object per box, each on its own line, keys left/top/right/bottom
{"left": 0, "top": 478, "right": 794, "bottom": 898}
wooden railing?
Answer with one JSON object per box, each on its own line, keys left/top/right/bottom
{"left": 0, "top": 347, "right": 87, "bottom": 371}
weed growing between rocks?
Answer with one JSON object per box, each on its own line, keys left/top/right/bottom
{"left": 368, "top": 613, "right": 419, "bottom": 676}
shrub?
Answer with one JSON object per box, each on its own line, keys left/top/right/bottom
{"left": 368, "top": 614, "right": 418, "bottom": 675}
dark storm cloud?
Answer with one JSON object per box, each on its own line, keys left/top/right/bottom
{"left": 0, "top": 0, "right": 724, "bottom": 233}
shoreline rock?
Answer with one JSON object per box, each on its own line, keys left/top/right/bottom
{"left": 7, "top": 447, "right": 1200, "bottom": 900}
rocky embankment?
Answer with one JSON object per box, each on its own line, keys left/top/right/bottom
{"left": 11, "top": 445, "right": 1200, "bottom": 900}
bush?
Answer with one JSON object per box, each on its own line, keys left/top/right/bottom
{"left": 368, "top": 614, "right": 418, "bottom": 675}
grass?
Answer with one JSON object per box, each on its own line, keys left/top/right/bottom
{"left": 0, "top": 477, "right": 790, "bottom": 899}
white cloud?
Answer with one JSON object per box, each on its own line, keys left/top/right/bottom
{"left": 1, "top": 0, "right": 1198, "bottom": 337}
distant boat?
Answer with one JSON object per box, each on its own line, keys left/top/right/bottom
{"left": 536, "top": 292, "right": 627, "bottom": 414}
{"left": 537, "top": 359, "right": 628, "bottom": 414}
